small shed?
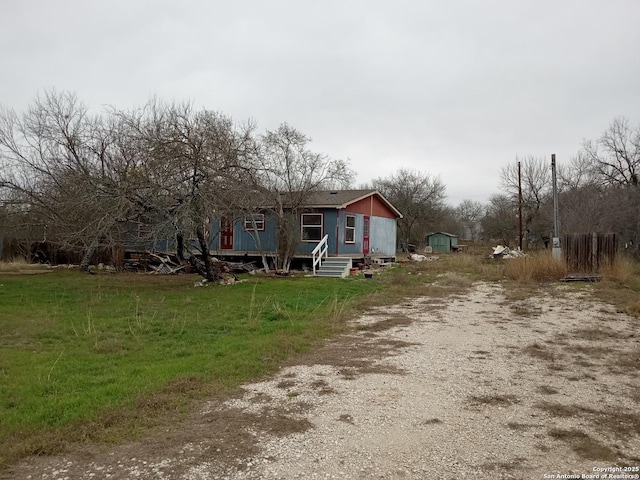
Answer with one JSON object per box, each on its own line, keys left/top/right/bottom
{"left": 426, "top": 232, "right": 458, "bottom": 253}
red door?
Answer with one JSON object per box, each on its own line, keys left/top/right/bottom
{"left": 363, "top": 215, "right": 370, "bottom": 254}
{"left": 220, "top": 217, "right": 234, "bottom": 250}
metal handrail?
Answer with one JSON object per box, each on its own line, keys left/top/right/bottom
{"left": 312, "top": 234, "right": 329, "bottom": 275}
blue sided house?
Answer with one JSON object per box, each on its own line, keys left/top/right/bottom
{"left": 209, "top": 189, "right": 403, "bottom": 276}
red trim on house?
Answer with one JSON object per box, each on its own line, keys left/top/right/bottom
{"left": 220, "top": 217, "right": 234, "bottom": 249}
{"left": 344, "top": 196, "right": 396, "bottom": 218}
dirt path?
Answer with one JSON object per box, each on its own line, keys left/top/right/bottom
{"left": 9, "top": 282, "right": 640, "bottom": 479}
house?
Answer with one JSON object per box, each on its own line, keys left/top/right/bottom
{"left": 426, "top": 232, "right": 458, "bottom": 253}
{"left": 210, "top": 189, "right": 403, "bottom": 271}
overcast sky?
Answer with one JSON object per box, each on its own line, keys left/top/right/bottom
{"left": 1, "top": 1, "right": 639, "bottom": 205}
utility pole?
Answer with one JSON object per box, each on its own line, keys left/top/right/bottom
{"left": 518, "top": 160, "right": 523, "bottom": 251}
{"left": 551, "top": 154, "right": 562, "bottom": 259}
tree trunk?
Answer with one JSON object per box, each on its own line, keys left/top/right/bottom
{"left": 260, "top": 254, "right": 270, "bottom": 272}
{"left": 188, "top": 226, "right": 222, "bottom": 282}
{"left": 246, "top": 215, "right": 270, "bottom": 273}
{"left": 175, "top": 230, "right": 185, "bottom": 261}
{"left": 80, "top": 241, "right": 98, "bottom": 272}
{"left": 277, "top": 220, "right": 292, "bottom": 273}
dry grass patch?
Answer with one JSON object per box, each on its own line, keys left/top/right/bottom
{"left": 600, "top": 256, "right": 635, "bottom": 283}
{"left": 548, "top": 428, "right": 617, "bottom": 461}
{"left": 505, "top": 251, "right": 568, "bottom": 282}
{"left": 0, "top": 259, "right": 53, "bottom": 274}
{"left": 610, "top": 348, "right": 640, "bottom": 373}
{"left": 260, "top": 412, "right": 313, "bottom": 437}
{"left": 445, "top": 253, "right": 483, "bottom": 272}
{"left": 592, "top": 410, "right": 640, "bottom": 439}
{"left": 506, "top": 422, "right": 538, "bottom": 430}
{"left": 466, "top": 394, "right": 520, "bottom": 408}
{"left": 469, "top": 350, "right": 491, "bottom": 360}
{"left": 420, "top": 418, "right": 443, "bottom": 425}
{"left": 355, "top": 313, "right": 413, "bottom": 332}
{"left": 479, "top": 263, "right": 506, "bottom": 282}
{"left": 276, "top": 380, "right": 297, "bottom": 389}
{"left": 482, "top": 457, "right": 527, "bottom": 472}
{"left": 511, "top": 303, "right": 543, "bottom": 317}
{"left": 285, "top": 334, "right": 413, "bottom": 377}
{"left": 338, "top": 413, "right": 355, "bottom": 424}
{"left": 500, "top": 283, "right": 549, "bottom": 303}
{"left": 0, "top": 259, "right": 29, "bottom": 272}
{"left": 565, "top": 344, "right": 608, "bottom": 358}
{"left": 590, "top": 259, "right": 640, "bottom": 317}
{"left": 536, "top": 385, "right": 559, "bottom": 395}
{"left": 535, "top": 401, "right": 592, "bottom": 418}
{"left": 570, "top": 327, "right": 620, "bottom": 341}
{"left": 522, "top": 343, "right": 556, "bottom": 361}
{"left": 310, "top": 379, "right": 336, "bottom": 395}
{"left": 537, "top": 402, "right": 640, "bottom": 440}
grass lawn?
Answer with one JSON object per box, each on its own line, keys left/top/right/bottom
{"left": 1, "top": 251, "right": 638, "bottom": 469}
{"left": 0, "top": 270, "right": 384, "bottom": 467}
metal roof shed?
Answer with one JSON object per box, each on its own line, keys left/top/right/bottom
{"left": 426, "top": 232, "right": 458, "bottom": 253}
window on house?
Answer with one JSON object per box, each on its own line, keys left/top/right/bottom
{"left": 244, "top": 213, "right": 265, "bottom": 231}
{"left": 301, "top": 213, "right": 323, "bottom": 241}
{"left": 345, "top": 215, "right": 356, "bottom": 243}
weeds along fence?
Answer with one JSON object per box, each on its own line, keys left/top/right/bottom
{"left": 0, "top": 238, "right": 120, "bottom": 266}
{"left": 563, "top": 233, "right": 616, "bottom": 273}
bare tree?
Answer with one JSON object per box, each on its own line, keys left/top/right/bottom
{"left": 582, "top": 117, "right": 640, "bottom": 187}
{"left": 557, "top": 154, "right": 600, "bottom": 191}
{"left": 481, "top": 194, "right": 518, "bottom": 246}
{"left": 434, "top": 204, "right": 463, "bottom": 239}
{"left": 254, "top": 123, "right": 353, "bottom": 272}
{"left": 113, "top": 99, "right": 257, "bottom": 281}
{"left": 454, "top": 199, "right": 485, "bottom": 241}
{"left": 500, "top": 156, "right": 553, "bottom": 246}
{"left": 371, "top": 169, "right": 446, "bottom": 248}
{"left": 0, "top": 90, "right": 134, "bottom": 269}
{"left": 559, "top": 118, "right": 640, "bottom": 255}
{"left": 0, "top": 92, "right": 259, "bottom": 280}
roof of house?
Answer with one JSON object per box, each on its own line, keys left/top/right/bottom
{"left": 304, "top": 189, "right": 403, "bottom": 218}
{"left": 427, "top": 231, "right": 458, "bottom": 238}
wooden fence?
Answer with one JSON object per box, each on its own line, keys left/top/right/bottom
{"left": 563, "top": 233, "right": 617, "bottom": 273}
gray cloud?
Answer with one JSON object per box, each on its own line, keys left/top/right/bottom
{"left": 2, "top": 0, "right": 639, "bottom": 204}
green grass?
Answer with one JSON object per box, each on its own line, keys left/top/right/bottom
{"left": 0, "top": 270, "right": 381, "bottom": 466}
{"left": 3, "top": 251, "right": 640, "bottom": 468}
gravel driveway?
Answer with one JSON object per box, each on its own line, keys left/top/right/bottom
{"left": 9, "top": 282, "right": 640, "bottom": 479}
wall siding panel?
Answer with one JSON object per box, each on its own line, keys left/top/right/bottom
{"left": 370, "top": 216, "right": 397, "bottom": 255}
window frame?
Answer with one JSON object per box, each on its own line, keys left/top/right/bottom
{"left": 344, "top": 214, "right": 356, "bottom": 244}
{"left": 301, "top": 213, "right": 324, "bottom": 242}
{"left": 243, "top": 213, "right": 265, "bottom": 232}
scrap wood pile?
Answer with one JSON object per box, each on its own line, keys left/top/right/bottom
{"left": 124, "top": 251, "right": 185, "bottom": 273}
{"left": 123, "top": 251, "right": 256, "bottom": 275}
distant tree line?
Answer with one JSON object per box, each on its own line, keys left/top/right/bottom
{"left": 2, "top": 91, "right": 637, "bottom": 266}
{"left": 482, "top": 117, "right": 640, "bottom": 253}
{"left": 370, "top": 117, "right": 640, "bottom": 255}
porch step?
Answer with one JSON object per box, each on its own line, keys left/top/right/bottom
{"left": 314, "top": 257, "right": 352, "bottom": 278}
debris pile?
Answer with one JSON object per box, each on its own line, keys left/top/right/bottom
{"left": 124, "top": 251, "right": 185, "bottom": 273}
{"left": 491, "top": 246, "right": 525, "bottom": 259}
{"left": 123, "top": 251, "right": 256, "bottom": 275}
{"left": 409, "top": 253, "right": 439, "bottom": 262}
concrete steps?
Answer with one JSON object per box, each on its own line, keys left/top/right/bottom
{"left": 314, "top": 257, "right": 352, "bottom": 278}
